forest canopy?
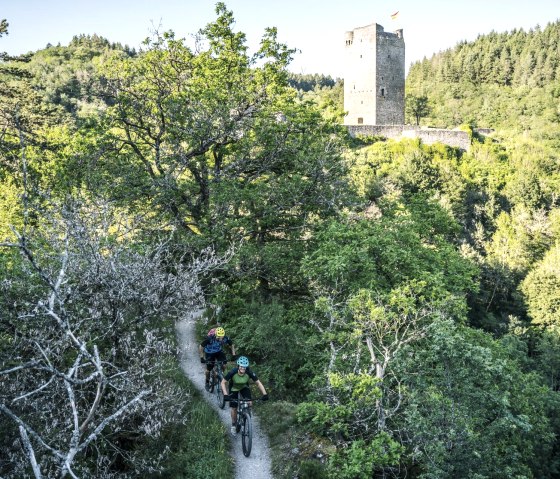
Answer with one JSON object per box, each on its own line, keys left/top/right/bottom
{"left": 1, "top": 5, "right": 559, "bottom": 479}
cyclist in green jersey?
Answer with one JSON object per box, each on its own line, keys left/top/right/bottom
{"left": 221, "top": 356, "right": 268, "bottom": 435}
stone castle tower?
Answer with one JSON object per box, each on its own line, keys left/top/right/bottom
{"left": 344, "top": 23, "right": 405, "bottom": 125}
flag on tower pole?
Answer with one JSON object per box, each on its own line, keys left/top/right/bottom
{"left": 391, "top": 11, "right": 399, "bottom": 20}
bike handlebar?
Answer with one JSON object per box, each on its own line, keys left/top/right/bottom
{"left": 202, "top": 358, "right": 230, "bottom": 365}
{"left": 224, "top": 396, "right": 268, "bottom": 403}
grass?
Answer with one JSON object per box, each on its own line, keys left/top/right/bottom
{"left": 147, "top": 363, "right": 234, "bottom": 479}
{"left": 141, "top": 314, "right": 234, "bottom": 479}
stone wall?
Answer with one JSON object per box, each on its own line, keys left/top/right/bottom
{"left": 344, "top": 23, "right": 405, "bottom": 126}
{"left": 375, "top": 29, "right": 405, "bottom": 124}
{"left": 474, "top": 128, "right": 494, "bottom": 135}
{"left": 347, "top": 125, "right": 473, "bottom": 150}
{"left": 347, "top": 124, "right": 405, "bottom": 138}
{"left": 344, "top": 24, "right": 378, "bottom": 125}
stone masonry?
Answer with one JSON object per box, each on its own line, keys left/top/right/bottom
{"left": 346, "top": 125, "right": 472, "bottom": 150}
{"left": 344, "top": 23, "right": 405, "bottom": 125}
{"left": 343, "top": 22, "right": 492, "bottom": 150}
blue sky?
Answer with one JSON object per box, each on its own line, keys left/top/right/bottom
{"left": 1, "top": 0, "right": 559, "bottom": 77}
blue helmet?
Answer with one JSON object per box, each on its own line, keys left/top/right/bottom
{"left": 237, "top": 356, "right": 249, "bottom": 367}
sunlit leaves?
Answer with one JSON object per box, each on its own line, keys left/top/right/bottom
{"left": 520, "top": 244, "right": 560, "bottom": 329}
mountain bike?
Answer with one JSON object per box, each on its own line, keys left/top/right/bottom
{"left": 226, "top": 396, "right": 265, "bottom": 457}
{"left": 204, "top": 359, "right": 227, "bottom": 409}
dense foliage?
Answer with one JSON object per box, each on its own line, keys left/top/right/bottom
{"left": 410, "top": 22, "right": 560, "bottom": 88}
{"left": 1, "top": 5, "right": 559, "bottom": 479}
{"left": 287, "top": 73, "right": 337, "bottom": 92}
{"left": 406, "top": 20, "right": 560, "bottom": 137}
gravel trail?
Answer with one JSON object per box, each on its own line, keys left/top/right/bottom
{"left": 176, "top": 311, "right": 273, "bottom": 479}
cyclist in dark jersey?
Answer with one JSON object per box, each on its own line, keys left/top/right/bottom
{"left": 221, "top": 356, "right": 268, "bottom": 435}
{"left": 199, "top": 327, "right": 235, "bottom": 390}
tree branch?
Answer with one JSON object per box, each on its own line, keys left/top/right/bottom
{"left": 19, "top": 425, "right": 43, "bottom": 479}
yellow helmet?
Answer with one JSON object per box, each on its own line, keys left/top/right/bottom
{"left": 215, "top": 327, "right": 225, "bottom": 338}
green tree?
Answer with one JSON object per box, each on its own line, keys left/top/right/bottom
{"left": 301, "top": 196, "right": 478, "bottom": 299}
{"left": 298, "top": 196, "right": 479, "bottom": 477}
{"left": 297, "top": 283, "right": 445, "bottom": 478}
{"left": 405, "top": 94, "right": 430, "bottom": 125}
{"left": 397, "top": 319, "right": 555, "bottom": 478}
{"left": 520, "top": 244, "right": 560, "bottom": 329}
{"left": 98, "top": 3, "right": 349, "bottom": 304}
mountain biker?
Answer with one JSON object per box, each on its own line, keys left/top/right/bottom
{"left": 199, "top": 327, "right": 236, "bottom": 391}
{"left": 221, "top": 356, "right": 268, "bottom": 435}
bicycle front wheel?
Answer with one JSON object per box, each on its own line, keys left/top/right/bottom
{"left": 241, "top": 410, "right": 252, "bottom": 457}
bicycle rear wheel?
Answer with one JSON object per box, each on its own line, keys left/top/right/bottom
{"left": 241, "top": 410, "right": 252, "bottom": 457}
{"left": 216, "top": 383, "right": 225, "bottom": 408}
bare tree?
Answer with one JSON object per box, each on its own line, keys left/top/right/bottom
{"left": 0, "top": 199, "right": 230, "bottom": 478}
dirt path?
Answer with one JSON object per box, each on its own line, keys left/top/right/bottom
{"left": 176, "top": 311, "right": 273, "bottom": 479}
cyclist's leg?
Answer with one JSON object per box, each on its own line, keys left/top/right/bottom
{"left": 240, "top": 385, "right": 252, "bottom": 405}
{"left": 216, "top": 351, "right": 227, "bottom": 375}
{"left": 204, "top": 352, "right": 216, "bottom": 386}
{"left": 229, "top": 390, "right": 240, "bottom": 433}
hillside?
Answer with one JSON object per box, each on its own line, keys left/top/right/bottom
{"left": 406, "top": 20, "right": 560, "bottom": 141}
{"left": 1, "top": 7, "right": 560, "bottom": 478}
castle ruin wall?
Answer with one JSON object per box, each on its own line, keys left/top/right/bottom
{"left": 347, "top": 125, "right": 472, "bottom": 150}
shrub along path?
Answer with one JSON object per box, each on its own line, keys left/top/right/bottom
{"left": 176, "top": 310, "right": 273, "bottom": 479}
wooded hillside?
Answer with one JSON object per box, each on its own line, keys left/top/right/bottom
{"left": 1, "top": 6, "right": 559, "bottom": 478}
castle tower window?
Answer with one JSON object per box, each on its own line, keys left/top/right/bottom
{"left": 358, "top": 117, "right": 364, "bottom": 124}
{"left": 381, "top": 88, "right": 385, "bottom": 97}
